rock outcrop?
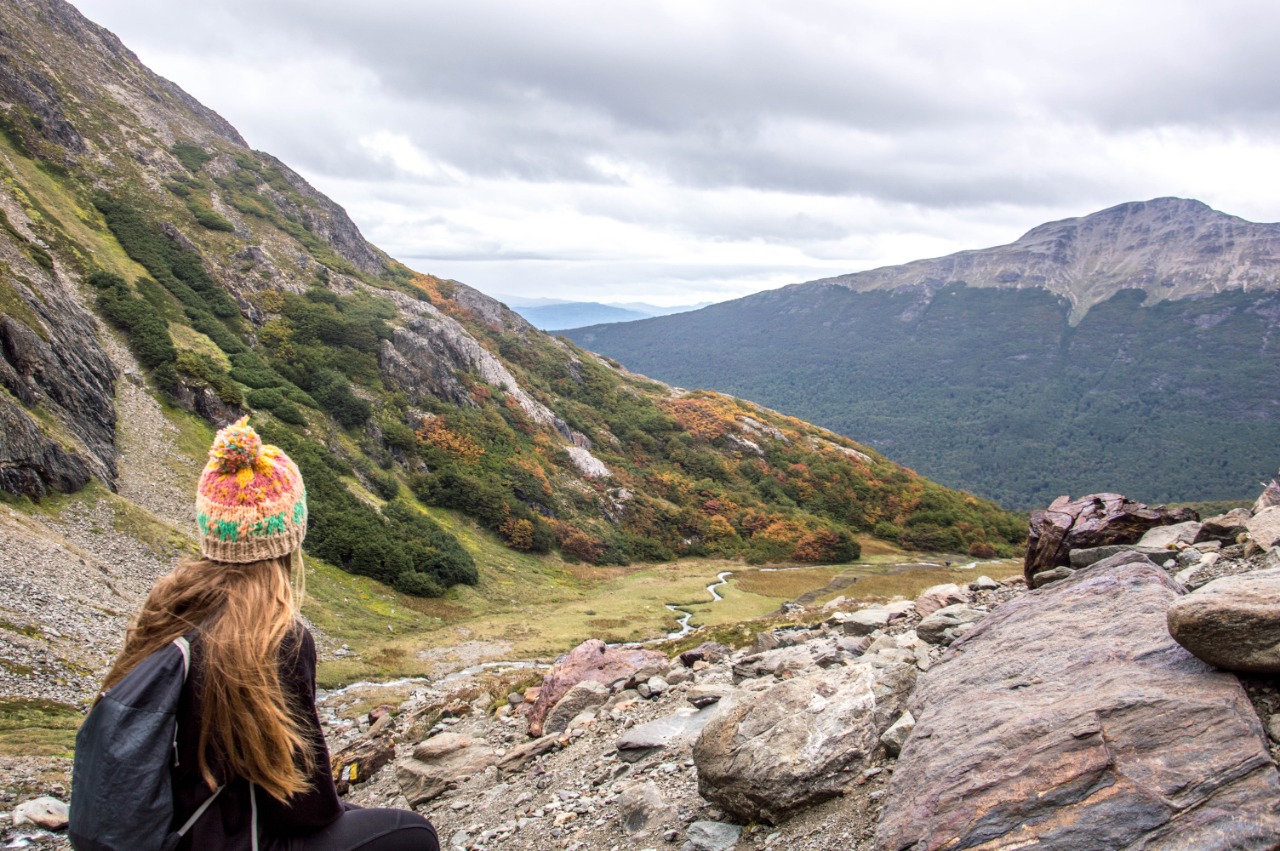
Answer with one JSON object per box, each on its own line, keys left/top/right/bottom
{"left": 876, "top": 553, "right": 1280, "bottom": 851}
{"left": 1024, "top": 493, "right": 1196, "bottom": 585}
{"left": 527, "top": 639, "right": 669, "bottom": 737}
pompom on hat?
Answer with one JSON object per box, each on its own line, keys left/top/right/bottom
{"left": 196, "top": 417, "right": 307, "bottom": 563}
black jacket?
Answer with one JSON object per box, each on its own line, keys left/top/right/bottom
{"left": 172, "top": 624, "right": 342, "bottom": 851}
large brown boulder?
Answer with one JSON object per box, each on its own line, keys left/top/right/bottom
{"left": 875, "top": 553, "right": 1280, "bottom": 851}
{"left": 1023, "top": 493, "right": 1196, "bottom": 584}
{"left": 527, "top": 639, "right": 668, "bottom": 736}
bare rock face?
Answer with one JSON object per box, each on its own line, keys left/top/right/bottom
{"left": 0, "top": 283, "right": 117, "bottom": 497}
{"left": 875, "top": 553, "right": 1280, "bottom": 851}
{"left": 1167, "top": 568, "right": 1280, "bottom": 674}
{"left": 693, "top": 661, "right": 914, "bottom": 824}
{"left": 527, "top": 639, "right": 668, "bottom": 737}
{"left": 1024, "top": 493, "right": 1196, "bottom": 584}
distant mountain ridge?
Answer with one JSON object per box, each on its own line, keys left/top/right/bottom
{"left": 498, "top": 298, "right": 711, "bottom": 331}
{"left": 811, "top": 198, "right": 1280, "bottom": 322}
{"left": 564, "top": 199, "right": 1280, "bottom": 508}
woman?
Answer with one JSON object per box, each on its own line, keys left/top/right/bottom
{"left": 98, "top": 418, "right": 439, "bottom": 851}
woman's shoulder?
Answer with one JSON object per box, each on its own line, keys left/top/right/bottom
{"left": 280, "top": 619, "right": 316, "bottom": 659}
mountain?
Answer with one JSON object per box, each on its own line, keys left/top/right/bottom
{"left": 0, "top": 0, "right": 1023, "bottom": 607}
{"left": 511, "top": 302, "right": 652, "bottom": 329}
{"left": 564, "top": 198, "right": 1280, "bottom": 508}
{"left": 500, "top": 299, "right": 712, "bottom": 331}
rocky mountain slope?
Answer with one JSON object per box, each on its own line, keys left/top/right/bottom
{"left": 565, "top": 198, "right": 1280, "bottom": 508}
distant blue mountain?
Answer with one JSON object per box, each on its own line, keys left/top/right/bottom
{"left": 506, "top": 300, "right": 712, "bottom": 330}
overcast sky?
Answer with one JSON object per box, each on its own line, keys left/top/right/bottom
{"left": 74, "top": 0, "right": 1280, "bottom": 307}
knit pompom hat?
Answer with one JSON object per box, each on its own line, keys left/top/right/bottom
{"left": 196, "top": 417, "right": 307, "bottom": 563}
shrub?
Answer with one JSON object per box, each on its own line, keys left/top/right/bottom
{"left": 968, "top": 541, "right": 997, "bottom": 558}
{"left": 393, "top": 571, "right": 444, "bottom": 598}
{"left": 171, "top": 143, "right": 212, "bottom": 173}
{"left": 92, "top": 271, "right": 177, "bottom": 371}
{"left": 187, "top": 198, "right": 235, "bottom": 232}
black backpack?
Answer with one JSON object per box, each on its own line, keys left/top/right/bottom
{"left": 69, "top": 636, "right": 221, "bottom": 851}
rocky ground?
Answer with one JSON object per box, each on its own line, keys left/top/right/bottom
{"left": 4, "top": 495, "right": 1280, "bottom": 849}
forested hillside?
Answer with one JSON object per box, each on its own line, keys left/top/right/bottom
{"left": 567, "top": 202, "right": 1280, "bottom": 508}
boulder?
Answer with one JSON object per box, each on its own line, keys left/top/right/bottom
{"left": 826, "top": 607, "right": 891, "bottom": 636}
{"left": 617, "top": 705, "right": 720, "bottom": 762}
{"left": 875, "top": 553, "right": 1280, "bottom": 851}
{"left": 681, "top": 820, "right": 743, "bottom": 851}
{"left": 916, "top": 604, "right": 986, "bottom": 645}
{"left": 542, "top": 680, "right": 610, "bottom": 735}
{"left": 1196, "top": 508, "right": 1253, "bottom": 543}
{"left": 1254, "top": 479, "right": 1280, "bottom": 514}
{"left": 880, "top": 711, "right": 915, "bottom": 757}
{"left": 688, "top": 684, "right": 735, "bottom": 708}
{"left": 12, "top": 796, "right": 68, "bottom": 830}
{"left": 679, "top": 642, "right": 730, "bottom": 667}
{"left": 1028, "top": 565, "right": 1074, "bottom": 588}
{"left": 693, "top": 661, "right": 913, "bottom": 824}
{"left": 1167, "top": 568, "right": 1280, "bottom": 673}
{"left": 913, "top": 584, "right": 969, "bottom": 618}
{"left": 396, "top": 733, "right": 500, "bottom": 805}
{"left": 330, "top": 734, "right": 395, "bottom": 794}
{"left": 1024, "top": 493, "right": 1196, "bottom": 584}
{"left": 496, "top": 733, "right": 560, "bottom": 776}
{"left": 1245, "top": 506, "right": 1280, "bottom": 550}
{"left": 731, "top": 643, "right": 821, "bottom": 682}
{"left": 527, "top": 639, "right": 668, "bottom": 736}
{"left": 1068, "top": 543, "right": 1170, "bottom": 568}
{"left": 618, "top": 781, "right": 676, "bottom": 835}
{"left": 1137, "top": 520, "right": 1202, "bottom": 549}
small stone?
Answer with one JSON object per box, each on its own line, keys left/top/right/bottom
{"left": 1138, "top": 521, "right": 1202, "bottom": 549}
{"left": 12, "top": 796, "right": 68, "bottom": 830}
{"left": 680, "top": 820, "right": 743, "bottom": 851}
{"left": 618, "top": 781, "right": 676, "bottom": 835}
{"left": 880, "top": 711, "right": 915, "bottom": 757}
{"left": 1267, "top": 715, "right": 1280, "bottom": 744}
{"left": 1029, "top": 566, "right": 1074, "bottom": 588}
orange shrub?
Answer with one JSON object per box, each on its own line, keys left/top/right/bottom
{"left": 416, "top": 417, "right": 485, "bottom": 464}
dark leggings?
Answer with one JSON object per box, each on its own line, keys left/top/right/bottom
{"left": 284, "top": 807, "right": 439, "bottom": 851}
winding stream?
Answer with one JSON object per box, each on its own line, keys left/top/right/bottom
{"left": 664, "top": 571, "right": 734, "bottom": 639}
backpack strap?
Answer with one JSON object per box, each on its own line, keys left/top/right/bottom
{"left": 172, "top": 636, "right": 192, "bottom": 680}
{"left": 169, "top": 634, "right": 224, "bottom": 838}
{"left": 174, "top": 785, "right": 222, "bottom": 837}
